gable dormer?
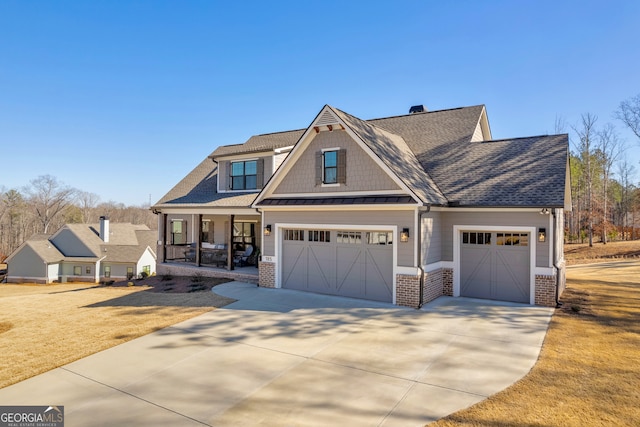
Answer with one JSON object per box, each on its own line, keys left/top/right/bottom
{"left": 254, "top": 105, "right": 424, "bottom": 206}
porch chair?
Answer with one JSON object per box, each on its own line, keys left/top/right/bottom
{"left": 234, "top": 245, "right": 253, "bottom": 266}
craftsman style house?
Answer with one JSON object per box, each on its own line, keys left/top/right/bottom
{"left": 6, "top": 216, "right": 156, "bottom": 283}
{"left": 152, "top": 104, "right": 570, "bottom": 307}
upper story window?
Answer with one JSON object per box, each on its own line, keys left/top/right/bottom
{"left": 231, "top": 160, "right": 257, "bottom": 190}
{"left": 323, "top": 151, "right": 338, "bottom": 184}
{"left": 316, "top": 149, "right": 347, "bottom": 186}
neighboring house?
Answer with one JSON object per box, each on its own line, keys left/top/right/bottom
{"left": 5, "top": 217, "right": 157, "bottom": 283}
{"left": 153, "top": 104, "right": 570, "bottom": 307}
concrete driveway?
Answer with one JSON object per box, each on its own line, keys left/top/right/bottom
{"left": 0, "top": 282, "right": 553, "bottom": 426}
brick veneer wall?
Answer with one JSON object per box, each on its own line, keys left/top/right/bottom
{"left": 422, "top": 268, "right": 444, "bottom": 304}
{"left": 258, "top": 261, "right": 276, "bottom": 288}
{"left": 443, "top": 268, "right": 453, "bottom": 296}
{"left": 396, "top": 274, "right": 421, "bottom": 308}
{"left": 535, "top": 274, "right": 556, "bottom": 307}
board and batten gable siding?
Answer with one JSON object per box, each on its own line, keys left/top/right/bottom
{"left": 137, "top": 249, "right": 156, "bottom": 275}
{"left": 273, "top": 130, "right": 401, "bottom": 195}
{"left": 262, "top": 209, "right": 415, "bottom": 266}
{"left": 218, "top": 155, "right": 272, "bottom": 191}
{"left": 51, "top": 229, "right": 95, "bottom": 257}
{"left": 421, "top": 211, "right": 442, "bottom": 265}
{"left": 440, "top": 211, "right": 551, "bottom": 268}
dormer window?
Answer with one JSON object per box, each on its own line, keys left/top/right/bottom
{"left": 323, "top": 151, "right": 338, "bottom": 184}
{"left": 316, "top": 149, "right": 347, "bottom": 186}
{"left": 230, "top": 160, "right": 257, "bottom": 190}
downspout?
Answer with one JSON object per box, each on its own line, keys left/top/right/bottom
{"left": 552, "top": 208, "right": 563, "bottom": 307}
{"left": 417, "top": 205, "right": 431, "bottom": 308}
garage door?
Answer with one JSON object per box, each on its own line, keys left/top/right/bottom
{"left": 460, "top": 231, "right": 530, "bottom": 303}
{"left": 281, "top": 229, "right": 393, "bottom": 302}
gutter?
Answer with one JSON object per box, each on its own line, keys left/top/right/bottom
{"left": 417, "top": 205, "right": 431, "bottom": 308}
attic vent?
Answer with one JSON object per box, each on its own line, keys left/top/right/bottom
{"left": 409, "top": 105, "right": 426, "bottom": 114}
{"left": 314, "top": 109, "right": 339, "bottom": 126}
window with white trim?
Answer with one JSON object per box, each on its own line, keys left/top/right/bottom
{"left": 367, "top": 231, "right": 393, "bottom": 245}
{"left": 337, "top": 231, "right": 362, "bottom": 244}
{"left": 497, "top": 233, "right": 529, "bottom": 246}
{"left": 462, "top": 232, "right": 491, "bottom": 245}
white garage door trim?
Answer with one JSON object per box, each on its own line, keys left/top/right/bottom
{"left": 274, "top": 223, "right": 398, "bottom": 304}
{"left": 453, "top": 225, "right": 536, "bottom": 305}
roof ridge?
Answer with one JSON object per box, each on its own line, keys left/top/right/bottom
{"left": 366, "top": 104, "right": 485, "bottom": 122}
{"left": 483, "top": 134, "right": 566, "bottom": 143}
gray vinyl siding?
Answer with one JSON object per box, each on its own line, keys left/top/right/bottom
{"left": 440, "top": 211, "right": 551, "bottom": 267}
{"left": 51, "top": 229, "right": 94, "bottom": 257}
{"left": 263, "top": 209, "right": 415, "bottom": 266}
{"left": 273, "top": 130, "right": 401, "bottom": 194}
{"left": 422, "top": 211, "right": 442, "bottom": 265}
{"left": 101, "top": 263, "right": 136, "bottom": 279}
{"left": 7, "top": 245, "right": 46, "bottom": 279}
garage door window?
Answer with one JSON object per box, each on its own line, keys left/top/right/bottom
{"left": 367, "top": 231, "right": 393, "bottom": 245}
{"left": 497, "top": 233, "right": 529, "bottom": 246}
{"left": 284, "top": 229, "right": 304, "bottom": 241}
{"left": 337, "top": 231, "right": 361, "bottom": 244}
{"left": 308, "top": 230, "right": 331, "bottom": 242}
{"left": 462, "top": 232, "right": 491, "bottom": 245}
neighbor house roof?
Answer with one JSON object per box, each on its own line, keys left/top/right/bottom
{"left": 154, "top": 104, "right": 568, "bottom": 209}
{"left": 12, "top": 223, "right": 156, "bottom": 266}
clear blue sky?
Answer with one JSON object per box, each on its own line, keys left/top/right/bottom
{"left": 1, "top": 0, "right": 639, "bottom": 206}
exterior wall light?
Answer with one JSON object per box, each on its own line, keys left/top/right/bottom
{"left": 538, "top": 227, "right": 546, "bottom": 242}
{"left": 400, "top": 228, "right": 410, "bottom": 242}
{"left": 264, "top": 224, "right": 272, "bottom": 236}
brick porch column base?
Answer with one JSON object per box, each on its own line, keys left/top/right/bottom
{"left": 396, "top": 274, "right": 421, "bottom": 308}
{"left": 259, "top": 261, "right": 276, "bottom": 288}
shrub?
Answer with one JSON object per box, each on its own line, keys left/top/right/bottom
{"left": 161, "top": 274, "right": 173, "bottom": 281}
{"left": 138, "top": 271, "right": 149, "bottom": 280}
{"left": 191, "top": 273, "right": 204, "bottom": 283}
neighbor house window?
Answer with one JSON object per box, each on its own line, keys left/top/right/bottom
{"left": 230, "top": 160, "right": 258, "bottom": 190}
{"left": 104, "top": 266, "right": 111, "bottom": 278}
{"left": 86, "top": 266, "right": 91, "bottom": 274}
{"left": 127, "top": 267, "right": 134, "bottom": 279}
{"left": 74, "top": 266, "right": 82, "bottom": 275}
{"left": 143, "top": 265, "right": 151, "bottom": 275}
{"left": 323, "top": 151, "right": 338, "bottom": 184}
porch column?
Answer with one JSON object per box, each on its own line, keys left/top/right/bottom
{"left": 161, "top": 213, "right": 168, "bottom": 263}
{"left": 196, "top": 214, "right": 202, "bottom": 267}
{"left": 227, "top": 214, "right": 234, "bottom": 271}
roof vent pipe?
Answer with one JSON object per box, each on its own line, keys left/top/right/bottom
{"left": 99, "top": 216, "right": 110, "bottom": 243}
{"left": 409, "top": 105, "right": 426, "bottom": 114}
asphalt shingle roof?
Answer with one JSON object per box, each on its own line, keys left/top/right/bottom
{"left": 154, "top": 104, "right": 568, "bottom": 208}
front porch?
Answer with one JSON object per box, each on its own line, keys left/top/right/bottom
{"left": 157, "top": 261, "right": 259, "bottom": 285}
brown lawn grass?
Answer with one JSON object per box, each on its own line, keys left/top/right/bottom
{"left": 565, "top": 239, "right": 640, "bottom": 265}
{"left": 0, "top": 282, "right": 235, "bottom": 389}
{"left": 431, "top": 261, "right": 640, "bottom": 426}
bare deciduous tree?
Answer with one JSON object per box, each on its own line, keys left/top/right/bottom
{"left": 573, "top": 113, "right": 598, "bottom": 247}
{"left": 616, "top": 93, "right": 640, "bottom": 141}
{"left": 598, "top": 124, "right": 622, "bottom": 243}
{"left": 77, "top": 191, "right": 100, "bottom": 223}
{"left": 24, "top": 175, "right": 77, "bottom": 234}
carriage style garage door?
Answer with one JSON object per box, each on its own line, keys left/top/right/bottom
{"left": 281, "top": 228, "right": 393, "bottom": 302}
{"left": 460, "top": 231, "right": 531, "bottom": 303}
